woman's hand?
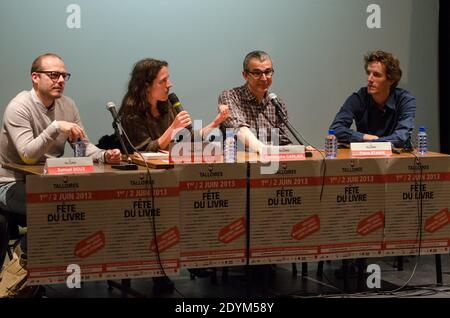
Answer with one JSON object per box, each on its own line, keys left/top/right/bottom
{"left": 172, "top": 111, "right": 192, "bottom": 130}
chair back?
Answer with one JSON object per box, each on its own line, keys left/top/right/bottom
{"left": 0, "top": 209, "right": 26, "bottom": 267}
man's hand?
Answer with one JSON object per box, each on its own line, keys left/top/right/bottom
{"left": 213, "top": 104, "right": 230, "bottom": 126}
{"left": 105, "top": 149, "right": 121, "bottom": 164}
{"left": 363, "top": 134, "right": 379, "bottom": 141}
{"left": 58, "top": 121, "right": 86, "bottom": 142}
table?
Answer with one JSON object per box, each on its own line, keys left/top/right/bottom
{"left": 3, "top": 150, "right": 449, "bottom": 285}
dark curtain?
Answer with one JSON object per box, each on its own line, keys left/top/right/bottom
{"left": 439, "top": 0, "right": 450, "bottom": 154}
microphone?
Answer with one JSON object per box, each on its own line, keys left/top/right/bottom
{"left": 106, "top": 101, "right": 120, "bottom": 123}
{"left": 268, "top": 93, "right": 287, "bottom": 119}
{"left": 168, "top": 92, "right": 193, "bottom": 130}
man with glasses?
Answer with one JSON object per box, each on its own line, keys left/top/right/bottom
{"left": 218, "top": 50, "right": 292, "bottom": 282}
{"left": 218, "top": 50, "right": 292, "bottom": 153}
{"left": 0, "top": 53, "right": 121, "bottom": 296}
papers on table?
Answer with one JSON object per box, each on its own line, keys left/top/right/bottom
{"left": 136, "top": 151, "right": 169, "bottom": 160}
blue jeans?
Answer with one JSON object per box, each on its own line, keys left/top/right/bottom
{"left": 0, "top": 181, "right": 27, "bottom": 252}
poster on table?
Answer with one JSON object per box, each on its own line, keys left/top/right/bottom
{"left": 384, "top": 155, "right": 450, "bottom": 256}
{"left": 249, "top": 160, "right": 323, "bottom": 265}
{"left": 319, "top": 157, "right": 386, "bottom": 261}
{"left": 26, "top": 169, "right": 179, "bottom": 285}
{"left": 179, "top": 163, "right": 247, "bottom": 268}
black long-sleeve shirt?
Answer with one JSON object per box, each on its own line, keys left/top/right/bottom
{"left": 329, "top": 87, "right": 416, "bottom": 148}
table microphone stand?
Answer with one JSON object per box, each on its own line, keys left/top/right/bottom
{"left": 276, "top": 110, "right": 313, "bottom": 157}
{"left": 111, "top": 120, "right": 138, "bottom": 170}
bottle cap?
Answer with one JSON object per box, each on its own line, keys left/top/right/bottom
{"left": 226, "top": 129, "right": 235, "bottom": 137}
{"left": 328, "top": 129, "right": 335, "bottom": 135}
{"left": 419, "top": 126, "right": 426, "bottom": 132}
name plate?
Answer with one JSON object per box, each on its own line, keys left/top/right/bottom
{"left": 261, "top": 145, "right": 306, "bottom": 161}
{"left": 168, "top": 141, "right": 223, "bottom": 163}
{"left": 44, "top": 157, "right": 94, "bottom": 174}
{"left": 351, "top": 142, "right": 392, "bottom": 157}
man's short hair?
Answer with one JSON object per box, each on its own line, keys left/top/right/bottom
{"left": 31, "top": 53, "right": 63, "bottom": 74}
{"left": 364, "top": 50, "right": 402, "bottom": 89}
{"left": 243, "top": 50, "right": 271, "bottom": 71}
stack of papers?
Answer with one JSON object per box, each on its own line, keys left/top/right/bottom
{"left": 136, "top": 151, "right": 169, "bottom": 160}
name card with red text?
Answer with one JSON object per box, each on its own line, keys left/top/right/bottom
{"left": 351, "top": 142, "right": 392, "bottom": 157}
{"left": 261, "top": 145, "right": 306, "bottom": 161}
{"left": 44, "top": 157, "right": 94, "bottom": 175}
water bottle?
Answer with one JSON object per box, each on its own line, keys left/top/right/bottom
{"left": 417, "top": 126, "right": 428, "bottom": 155}
{"left": 224, "top": 129, "right": 237, "bottom": 163}
{"left": 74, "top": 138, "right": 87, "bottom": 157}
{"left": 325, "top": 129, "right": 337, "bottom": 159}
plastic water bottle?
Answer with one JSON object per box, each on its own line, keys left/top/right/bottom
{"left": 325, "top": 129, "right": 337, "bottom": 159}
{"left": 74, "top": 138, "right": 87, "bottom": 157}
{"left": 224, "top": 129, "right": 237, "bottom": 163}
{"left": 417, "top": 126, "right": 428, "bottom": 155}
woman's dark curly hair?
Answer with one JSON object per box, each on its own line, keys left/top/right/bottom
{"left": 119, "top": 58, "right": 168, "bottom": 115}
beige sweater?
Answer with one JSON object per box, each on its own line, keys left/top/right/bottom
{"left": 0, "top": 89, "right": 105, "bottom": 184}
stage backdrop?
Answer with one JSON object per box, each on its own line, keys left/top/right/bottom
{"left": 0, "top": 0, "right": 439, "bottom": 150}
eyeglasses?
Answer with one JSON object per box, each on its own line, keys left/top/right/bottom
{"left": 35, "top": 71, "right": 71, "bottom": 82}
{"left": 246, "top": 68, "right": 274, "bottom": 78}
